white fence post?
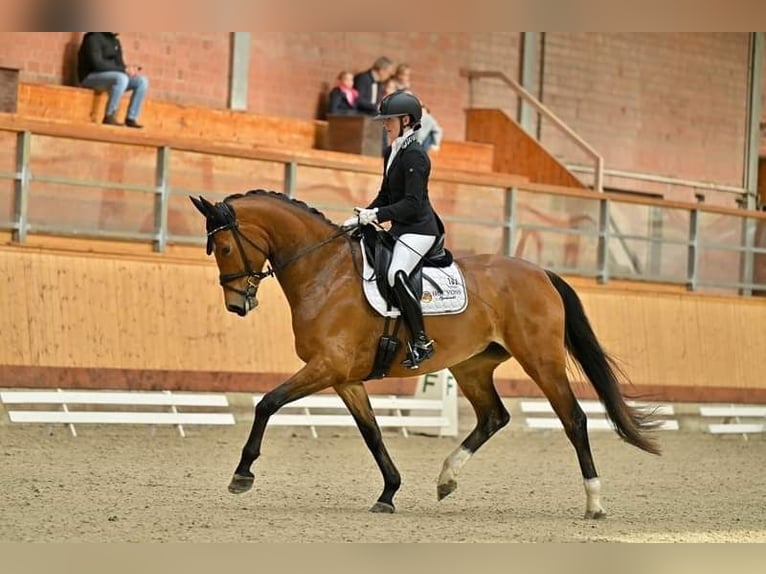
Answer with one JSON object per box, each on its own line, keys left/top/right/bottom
{"left": 413, "top": 369, "right": 458, "bottom": 437}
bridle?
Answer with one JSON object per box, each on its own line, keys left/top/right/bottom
{"left": 207, "top": 218, "right": 275, "bottom": 302}
{"left": 207, "top": 206, "right": 350, "bottom": 304}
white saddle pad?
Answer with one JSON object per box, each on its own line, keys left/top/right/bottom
{"left": 360, "top": 239, "right": 468, "bottom": 318}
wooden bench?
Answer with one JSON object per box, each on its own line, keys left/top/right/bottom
{"left": 520, "top": 399, "right": 679, "bottom": 431}
{"left": 0, "top": 389, "right": 235, "bottom": 437}
{"left": 17, "top": 83, "right": 319, "bottom": 150}
{"left": 699, "top": 405, "right": 766, "bottom": 438}
{"left": 252, "top": 394, "right": 452, "bottom": 438}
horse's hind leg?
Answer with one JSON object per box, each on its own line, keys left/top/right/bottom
{"left": 514, "top": 349, "right": 605, "bottom": 519}
{"left": 437, "top": 345, "right": 511, "bottom": 501}
{"left": 335, "top": 382, "right": 401, "bottom": 513}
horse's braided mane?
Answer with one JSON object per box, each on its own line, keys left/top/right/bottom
{"left": 224, "top": 189, "right": 339, "bottom": 229}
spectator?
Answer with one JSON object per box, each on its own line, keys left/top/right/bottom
{"left": 353, "top": 56, "right": 393, "bottom": 115}
{"left": 77, "top": 32, "right": 149, "bottom": 128}
{"left": 327, "top": 71, "right": 359, "bottom": 115}
{"left": 382, "top": 77, "right": 398, "bottom": 100}
{"left": 393, "top": 63, "right": 411, "bottom": 91}
{"left": 416, "top": 104, "right": 444, "bottom": 154}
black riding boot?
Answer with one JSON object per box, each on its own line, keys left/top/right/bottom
{"left": 392, "top": 271, "right": 434, "bottom": 369}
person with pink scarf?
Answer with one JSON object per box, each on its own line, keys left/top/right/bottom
{"left": 328, "top": 71, "right": 360, "bottom": 115}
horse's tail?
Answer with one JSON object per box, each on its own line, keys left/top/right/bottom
{"left": 545, "top": 270, "right": 661, "bottom": 455}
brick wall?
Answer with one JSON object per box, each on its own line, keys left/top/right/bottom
{"left": 540, "top": 33, "right": 750, "bottom": 189}
{"left": 0, "top": 32, "right": 78, "bottom": 84}
{"left": 0, "top": 32, "right": 759, "bottom": 193}
{"left": 0, "top": 32, "right": 230, "bottom": 108}
{"left": 246, "top": 32, "right": 519, "bottom": 141}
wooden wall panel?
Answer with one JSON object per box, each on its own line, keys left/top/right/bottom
{"left": 1, "top": 248, "right": 765, "bottom": 397}
{"left": 0, "top": 248, "right": 302, "bottom": 374}
{"left": 0, "top": 253, "right": 32, "bottom": 364}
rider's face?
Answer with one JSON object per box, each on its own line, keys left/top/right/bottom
{"left": 383, "top": 116, "right": 412, "bottom": 144}
{"left": 382, "top": 117, "right": 400, "bottom": 143}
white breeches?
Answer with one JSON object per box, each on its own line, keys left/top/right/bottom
{"left": 387, "top": 233, "right": 436, "bottom": 287}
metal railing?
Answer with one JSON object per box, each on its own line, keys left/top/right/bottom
{"left": 1, "top": 124, "right": 765, "bottom": 297}
{"left": 461, "top": 68, "right": 605, "bottom": 192}
{"left": 566, "top": 163, "right": 748, "bottom": 197}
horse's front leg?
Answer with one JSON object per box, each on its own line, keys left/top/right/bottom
{"left": 335, "top": 382, "right": 401, "bottom": 513}
{"left": 228, "top": 363, "right": 338, "bottom": 494}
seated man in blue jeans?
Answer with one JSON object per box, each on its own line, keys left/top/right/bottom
{"left": 77, "top": 32, "right": 149, "bottom": 128}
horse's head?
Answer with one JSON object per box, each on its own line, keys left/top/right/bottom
{"left": 190, "top": 195, "right": 272, "bottom": 317}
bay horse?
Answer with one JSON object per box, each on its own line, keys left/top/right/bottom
{"left": 190, "top": 190, "right": 660, "bottom": 519}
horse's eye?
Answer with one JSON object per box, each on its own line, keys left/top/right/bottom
{"left": 222, "top": 245, "right": 232, "bottom": 256}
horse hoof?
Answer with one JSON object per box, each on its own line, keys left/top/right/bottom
{"left": 369, "top": 501, "right": 395, "bottom": 514}
{"left": 228, "top": 473, "right": 254, "bottom": 494}
{"left": 437, "top": 480, "right": 457, "bottom": 501}
{"left": 584, "top": 510, "right": 607, "bottom": 520}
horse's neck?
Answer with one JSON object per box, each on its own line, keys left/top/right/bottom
{"left": 239, "top": 202, "right": 319, "bottom": 257}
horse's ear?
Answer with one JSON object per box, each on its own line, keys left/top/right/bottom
{"left": 199, "top": 196, "right": 217, "bottom": 214}
{"left": 189, "top": 195, "right": 208, "bottom": 217}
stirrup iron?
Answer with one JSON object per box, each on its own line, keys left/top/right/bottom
{"left": 402, "top": 338, "right": 434, "bottom": 369}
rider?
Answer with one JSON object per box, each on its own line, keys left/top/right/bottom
{"left": 342, "top": 90, "right": 443, "bottom": 369}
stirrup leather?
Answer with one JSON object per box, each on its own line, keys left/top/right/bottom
{"left": 402, "top": 338, "right": 434, "bottom": 369}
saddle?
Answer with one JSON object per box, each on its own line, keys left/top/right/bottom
{"left": 359, "top": 225, "right": 453, "bottom": 309}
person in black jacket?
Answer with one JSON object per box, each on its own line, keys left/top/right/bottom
{"left": 352, "top": 57, "right": 393, "bottom": 115}
{"left": 77, "top": 32, "right": 149, "bottom": 128}
{"left": 342, "top": 91, "right": 442, "bottom": 369}
{"left": 327, "top": 71, "right": 359, "bottom": 115}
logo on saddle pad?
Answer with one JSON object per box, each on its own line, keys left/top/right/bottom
{"left": 360, "top": 242, "right": 468, "bottom": 318}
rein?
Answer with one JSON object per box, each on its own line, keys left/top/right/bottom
{"left": 208, "top": 220, "right": 349, "bottom": 298}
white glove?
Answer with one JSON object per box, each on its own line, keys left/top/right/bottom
{"left": 355, "top": 207, "right": 378, "bottom": 225}
{"left": 342, "top": 215, "right": 359, "bottom": 228}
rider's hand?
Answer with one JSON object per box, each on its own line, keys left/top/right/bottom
{"left": 355, "top": 208, "right": 378, "bottom": 226}
{"left": 341, "top": 216, "right": 359, "bottom": 228}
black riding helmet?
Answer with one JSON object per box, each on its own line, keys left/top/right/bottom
{"left": 374, "top": 91, "right": 422, "bottom": 127}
